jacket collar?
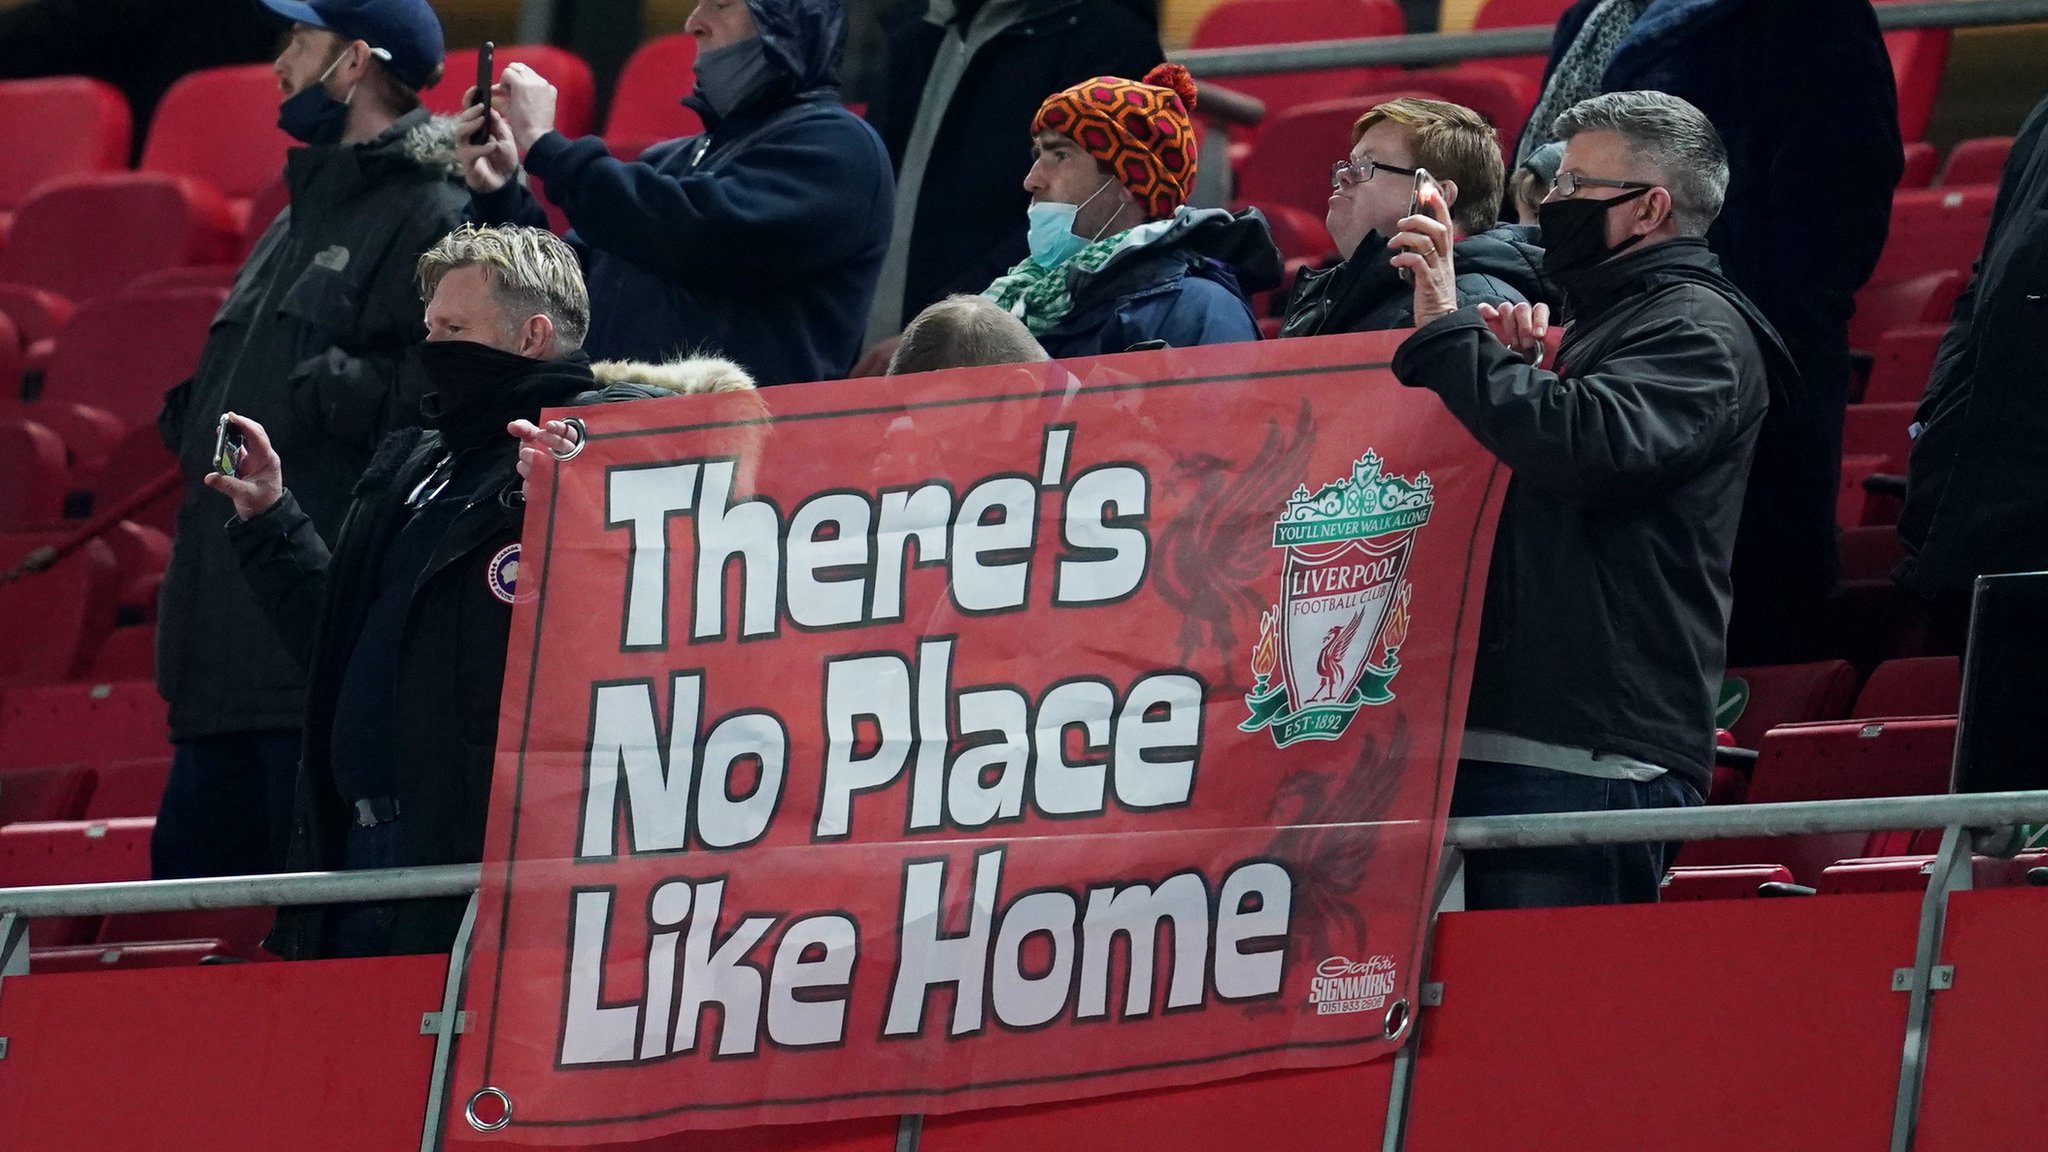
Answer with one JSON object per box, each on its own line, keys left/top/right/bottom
{"left": 1606, "top": 0, "right": 1743, "bottom": 81}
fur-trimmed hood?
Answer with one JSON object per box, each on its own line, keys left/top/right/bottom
{"left": 590, "top": 355, "right": 759, "bottom": 395}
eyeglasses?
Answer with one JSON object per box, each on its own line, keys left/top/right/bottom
{"left": 1551, "top": 171, "right": 1655, "bottom": 198}
{"left": 1331, "top": 157, "right": 1418, "bottom": 190}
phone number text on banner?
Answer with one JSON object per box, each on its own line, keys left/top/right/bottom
{"left": 452, "top": 332, "right": 1507, "bottom": 1142}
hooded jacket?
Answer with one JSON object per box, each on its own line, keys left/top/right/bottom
{"left": 154, "top": 110, "right": 469, "bottom": 743}
{"left": 1897, "top": 95, "right": 2048, "bottom": 596}
{"left": 863, "top": 0, "right": 1162, "bottom": 334}
{"left": 1280, "top": 225, "right": 1551, "bottom": 338}
{"left": 1538, "top": 0, "right": 1902, "bottom": 658}
{"left": 1393, "top": 239, "right": 1794, "bottom": 794}
{"left": 240, "top": 355, "right": 762, "bottom": 960}
{"left": 1035, "top": 206, "right": 1282, "bottom": 359}
{"left": 472, "top": 0, "right": 893, "bottom": 386}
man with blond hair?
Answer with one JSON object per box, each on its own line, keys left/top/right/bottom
{"left": 888, "top": 295, "right": 1049, "bottom": 375}
{"left": 1282, "top": 97, "right": 1548, "bottom": 337}
{"left": 213, "top": 225, "right": 758, "bottom": 957}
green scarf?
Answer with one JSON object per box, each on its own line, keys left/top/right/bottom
{"left": 983, "top": 215, "right": 1180, "bottom": 335}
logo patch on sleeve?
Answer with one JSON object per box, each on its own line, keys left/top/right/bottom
{"left": 487, "top": 544, "right": 521, "bottom": 605}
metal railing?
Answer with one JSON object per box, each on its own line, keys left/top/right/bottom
{"left": 1171, "top": 0, "right": 2048, "bottom": 77}
{"left": 1, "top": 790, "right": 2043, "bottom": 918}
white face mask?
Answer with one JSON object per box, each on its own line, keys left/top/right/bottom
{"left": 1024, "top": 178, "right": 1117, "bottom": 269}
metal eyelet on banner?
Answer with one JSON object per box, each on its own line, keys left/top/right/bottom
{"left": 1382, "top": 998, "right": 1412, "bottom": 1042}
{"left": 466, "top": 1086, "right": 513, "bottom": 1132}
{"left": 549, "top": 417, "right": 588, "bottom": 462}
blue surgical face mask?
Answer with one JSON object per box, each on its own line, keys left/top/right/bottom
{"left": 1025, "top": 179, "right": 1116, "bottom": 269}
{"left": 277, "top": 49, "right": 355, "bottom": 146}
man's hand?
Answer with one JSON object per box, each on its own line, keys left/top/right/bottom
{"left": 455, "top": 95, "right": 519, "bottom": 194}
{"left": 494, "top": 64, "right": 559, "bottom": 158}
{"left": 1390, "top": 187, "right": 1459, "bottom": 328}
{"left": 510, "top": 418, "right": 579, "bottom": 499}
{"left": 1474, "top": 301, "right": 1553, "bottom": 366}
{"left": 203, "top": 412, "right": 285, "bottom": 520}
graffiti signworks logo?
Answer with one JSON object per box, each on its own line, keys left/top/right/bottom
{"left": 1241, "top": 451, "right": 1433, "bottom": 748}
{"left": 1309, "top": 955, "right": 1399, "bottom": 1015}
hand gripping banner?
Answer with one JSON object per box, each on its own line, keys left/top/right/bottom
{"left": 451, "top": 333, "right": 1507, "bottom": 1142}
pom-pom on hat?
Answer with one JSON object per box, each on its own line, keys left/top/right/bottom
{"left": 1032, "top": 63, "right": 1200, "bottom": 221}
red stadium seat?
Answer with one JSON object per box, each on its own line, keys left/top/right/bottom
{"left": 140, "top": 64, "right": 295, "bottom": 231}
{"left": 1838, "top": 524, "right": 1906, "bottom": 585}
{"left": 1869, "top": 186, "right": 1997, "bottom": 285}
{"left": 83, "top": 755, "right": 170, "bottom": 820}
{"left": 1843, "top": 402, "right": 1915, "bottom": 473}
{"left": 1899, "top": 141, "right": 1938, "bottom": 188}
{"left": 0, "top": 534, "right": 119, "bottom": 687}
{"left": 1719, "top": 660, "right": 1858, "bottom": 752}
{"left": 241, "top": 174, "right": 291, "bottom": 257}
{"left": 431, "top": 46, "right": 597, "bottom": 138}
{"left": 28, "top": 939, "right": 237, "bottom": 972}
{"left": 1853, "top": 656, "right": 1961, "bottom": 719}
{"left": 0, "top": 282, "right": 74, "bottom": 376}
{"left": 1235, "top": 92, "right": 1434, "bottom": 236}
{"left": 88, "top": 424, "right": 180, "bottom": 535}
{"left": 0, "top": 173, "right": 238, "bottom": 305}
{"left": 0, "top": 764, "right": 94, "bottom": 825}
{"left": 606, "top": 34, "right": 706, "bottom": 158}
{"left": 40, "top": 287, "right": 227, "bottom": 432}
{"left": 1818, "top": 851, "right": 2045, "bottom": 894}
{"left": 1861, "top": 324, "right": 1945, "bottom": 405}
{"left": 1464, "top": 0, "right": 1573, "bottom": 90}
{"left": 1658, "top": 864, "right": 1799, "bottom": 901}
{"left": 1880, "top": 23, "right": 1952, "bottom": 144}
{"left": 1192, "top": 0, "right": 1405, "bottom": 131}
{"left": 1390, "top": 68, "right": 1538, "bottom": 161}
{"left": 1848, "top": 269, "right": 1963, "bottom": 354}
{"left": 127, "top": 265, "right": 239, "bottom": 294}
{"left": 84, "top": 626, "right": 156, "bottom": 684}
{"left": 0, "top": 78, "right": 131, "bottom": 225}
{"left": 0, "top": 309, "right": 19, "bottom": 393}
{"left": 98, "top": 907, "right": 275, "bottom": 959}
{"left": 1938, "top": 136, "right": 2013, "bottom": 186}
{"left": 0, "top": 817, "right": 153, "bottom": 946}
{"left": 0, "top": 679, "right": 170, "bottom": 772}
{"left": 0, "top": 418, "right": 71, "bottom": 530}
{"left": 100, "top": 520, "right": 171, "bottom": 622}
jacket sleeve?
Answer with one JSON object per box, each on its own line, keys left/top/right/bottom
{"left": 1152, "top": 276, "right": 1259, "bottom": 350}
{"left": 521, "top": 118, "right": 892, "bottom": 293}
{"left": 225, "top": 489, "right": 332, "bottom": 668}
{"left": 466, "top": 178, "right": 553, "bottom": 230}
{"left": 1392, "top": 302, "right": 1745, "bottom": 504}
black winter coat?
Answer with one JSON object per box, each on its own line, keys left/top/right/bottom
{"left": 476, "top": 0, "right": 893, "bottom": 385}
{"left": 864, "top": 0, "right": 1162, "bottom": 329}
{"left": 1542, "top": 0, "right": 1902, "bottom": 657}
{"left": 1281, "top": 226, "right": 1550, "bottom": 337}
{"left": 1897, "top": 95, "right": 2048, "bottom": 596}
{"left": 155, "top": 111, "right": 469, "bottom": 742}
{"left": 1392, "top": 239, "right": 1792, "bottom": 793}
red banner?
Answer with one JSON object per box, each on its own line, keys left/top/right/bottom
{"left": 451, "top": 333, "right": 1506, "bottom": 1142}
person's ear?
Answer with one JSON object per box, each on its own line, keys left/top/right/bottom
{"left": 518, "top": 313, "right": 555, "bottom": 359}
{"left": 1439, "top": 179, "right": 1460, "bottom": 212}
{"left": 1641, "top": 187, "right": 1673, "bottom": 235}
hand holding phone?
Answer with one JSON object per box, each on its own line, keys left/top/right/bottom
{"left": 203, "top": 412, "right": 286, "bottom": 520}
{"left": 212, "top": 412, "right": 244, "bottom": 478}
{"left": 470, "top": 42, "right": 495, "bottom": 146}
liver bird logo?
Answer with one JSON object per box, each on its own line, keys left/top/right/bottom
{"left": 1315, "top": 612, "right": 1365, "bottom": 702}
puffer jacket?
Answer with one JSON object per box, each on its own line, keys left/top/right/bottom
{"left": 1281, "top": 225, "right": 1551, "bottom": 338}
{"left": 473, "top": 0, "right": 894, "bottom": 385}
{"left": 1391, "top": 238, "right": 1794, "bottom": 793}
{"left": 155, "top": 109, "right": 469, "bottom": 742}
{"left": 242, "top": 355, "right": 763, "bottom": 959}
{"left": 1035, "top": 206, "right": 1282, "bottom": 359}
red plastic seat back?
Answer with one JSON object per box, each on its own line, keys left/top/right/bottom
{"left": 91, "top": 423, "right": 180, "bottom": 536}
{"left": 1719, "top": 661, "right": 1858, "bottom": 751}
{"left": 1838, "top": 524, "right": 1906, "bottom": 585}
{"left": 1881, "top": 26, "right": 1951, "bottom": 144}
{"left": 1842, "top": 402, "right": 1916, "bottom": 474}
{"left": 1658, "top": 864, "right": 1797, "bottom": 901}
{"left": 1235, "top": 92, "right": 1433, "bottom": 228}
{"left": 1862, "top": 324, "right": 1945, "bottom": 405}
{"left": 431, "top": 46, "right": 597, "bottom": 138}
{"left": 1749, "top": 718, "right": 1957, "bottom": 803}
{"left": 83, "top": 755, "right": 171, "bottom": 820}
{"left": 1392, "top": 69, "right": 1536, "bottom": 165}
{"left": 0, "top": 173, "right": 238, "bottom": 305}
{"left": 0, "top": 78, "right": 132, "bottom": 214}
{"left": 43, "top": 287, "right": 226, "bottom": 431}
{"left": 0, "top": 534, "right": 119, "bottom": 688}
{"left": 606, "top": 34, "right": 706, "bottom": 157}
{"left": 0, "top": 817, "right": 154, "bottom": 947}
{"left": 1849, "top": 268, "right": 1964, "bottom": 353}
{"left": 0, "top": 764, "right": 94, "bottom": 825}
{"left": 0, "top": 678, "right": 169, "bottom": 772}
{"left": 1191, "top": 0, "right": 1405, "bottom": 123}
{"left": 1870, "top": 186, "right": 1997, "bottom": 285}
{"left": 1900, "top": 141, "right": 1938, "bottom": 188}
{"left": 1939, "top": 136, "right": 2013, "bottom": 186}
{"left": 0, "top": 418, "right": 70, "bottom": 530}
{"left": 141, "top": 64, "right": 295, "bottom": 210}
{"left": 1854, "top": 656, "right": 1962, "bottom": 719}
{"left": 1470, "top": 0, "right": 1574, "bottom": 90}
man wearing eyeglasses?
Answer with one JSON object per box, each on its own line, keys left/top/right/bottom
{"left": 1388, "top": 91, "right": 1798, "bottom": 910}
{"left": 1281, "top": 97, "right": 1548, "bottom": 338}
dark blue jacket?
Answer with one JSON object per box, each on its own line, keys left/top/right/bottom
{"left": 474, "top": 0, "right": 894, "bottom": 385}
{"left": 1545, "top": 0, "right": 1901, "bottom": 659}
{"left": 1037, "top": 208, "right": 1282, "bottom": 359}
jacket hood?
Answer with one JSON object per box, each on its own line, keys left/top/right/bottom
{"left": 746, "top": 0, "right": 848, "bottom": 94}
{"left": 359, "top": 109, "right": 464, "bottom": 178}
{"left": 591, "top": 355, "right": 759, "bottom": 395}
{"left": 1092, "top": 206, "right": 1285, "bottom": 296}
{"left": 1454, "top": 224, "right": 1555, "bottom": 307}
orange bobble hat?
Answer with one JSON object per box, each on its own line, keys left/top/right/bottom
{"left": 1032, "top": 64, "right": 1200, "bottom": 222}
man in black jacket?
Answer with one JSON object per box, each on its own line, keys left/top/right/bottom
{"left": 861, "top": 0, "right": 1161, "bottom": 343}
{"left": 1897, "top": 94, "right": 2048, "bottom": 621}
{"left": 459, "top": 0, "right": 894, "bottom": 386}
{"left": 152, "top": 0, "right": 466, "bottom": 882}
{"left": 1282, "top": 97, "right": 1547, "bottom": 338}
{"left": 1390, "top": 92, "right": 1795, "bottom": 909}
{"left": 213, "top": 226, "right": 760, "bottom": 958}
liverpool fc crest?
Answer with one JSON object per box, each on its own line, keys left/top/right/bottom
{"left": 1241, "top": 451, "right": 1433, "bottom": 747}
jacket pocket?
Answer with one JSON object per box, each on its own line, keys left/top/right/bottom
{"left": 276, "top": 252, "right": 363, "bottom": 346}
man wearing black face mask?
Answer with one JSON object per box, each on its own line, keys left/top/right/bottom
{"left": 456, "top": 0, "right": 894, "bottom": 387}
{"left": 1387, "top": 92, "right": 1797, "bottom": 911}
{"left": 211, "top": 226, "right": 762, "bottom": 958}
{"left": 150, "top": 0, "right": 469, "bottom": 885}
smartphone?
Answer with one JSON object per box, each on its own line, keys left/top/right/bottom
{"left": 471, "top": 41, "right": 495, "bottom": 145}
{"left": 212, "top": 413, "right": 243, "bottom": 478}
{"left": 1399, "top": 167, "right": 1441, "bottom": 283}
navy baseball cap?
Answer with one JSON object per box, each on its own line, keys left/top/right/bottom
{"left": 260, "top": 0, "right": 446, "bottom": 91}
